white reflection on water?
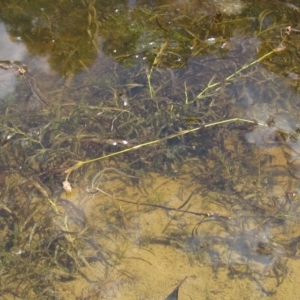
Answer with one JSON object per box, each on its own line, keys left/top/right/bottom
{"left": 0, "top": 21, "right": 27, "bottom": 99}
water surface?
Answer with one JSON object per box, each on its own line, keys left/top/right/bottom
{"left": 1, "top": 0, "right": 300, "bottom": 299}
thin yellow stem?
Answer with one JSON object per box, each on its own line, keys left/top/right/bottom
{"left": 65, "top": 118, "right": 266, "bottom": 180}
{"left": 197, "top": 48, "right": 277, "bottom": 99}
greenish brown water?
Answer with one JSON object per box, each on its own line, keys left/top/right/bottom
{"left": 1, "top": 0, "right": 300, "bottom": 299}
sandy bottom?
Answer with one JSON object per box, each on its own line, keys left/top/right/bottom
{"left": 53, "top": 153, "right": 300, "bottom": 300}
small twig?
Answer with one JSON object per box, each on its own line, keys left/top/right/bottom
{"left": 109, "top": 196, "right": 230, "bottom": 219}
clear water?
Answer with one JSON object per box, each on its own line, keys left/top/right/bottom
{"left": 1, "top": 0, "right": 300, "bottom": 299}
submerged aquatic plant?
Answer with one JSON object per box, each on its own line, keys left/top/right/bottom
{"left": 1, "top": 0, "right": 300, "bottom": 298}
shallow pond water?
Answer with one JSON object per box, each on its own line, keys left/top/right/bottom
{"left": 1, "top": 0, "right": 300, "bottom": 299}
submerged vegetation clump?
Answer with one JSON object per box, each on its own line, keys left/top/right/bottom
{"left": 1, "top": 0, "right": 300, "bottom": 299}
